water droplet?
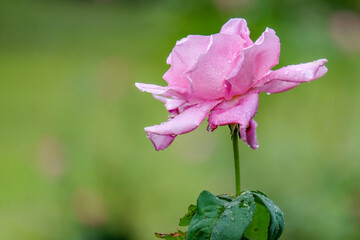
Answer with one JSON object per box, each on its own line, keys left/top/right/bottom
{"left": 230, "top": 216, "right": 235, "bottom": 222}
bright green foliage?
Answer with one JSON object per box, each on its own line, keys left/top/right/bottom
{"left": 179, "top": 205, "right": 197, "bottom": 227}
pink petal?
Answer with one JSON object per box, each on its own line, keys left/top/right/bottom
{"left": 152, "top": 95, "right": 186, "bottom": 114}
{"left": 239, "top": 119, "right": 258, "bottom": 149}
{"left": 146, "top": 133, "right": 175, "bottom": 151}
{"left": 257, "top": 80, "right": 300, "bottom": 94}
{"left": 135, "top": 82, "right": 187, "bottom": 99}
{"left": 220, "top": 18, "right": 253, "bottom": 47}
{"left": 227, "top": 28, "right": 280, "bottom": 97}
{"left": 208, "top": 92, "right": 259, "bottom": 131}
{"left": 256, "top": 59, "right": 328, "bottom": 94}
{"left": 145, "top": 101, "right": 220, "bottom": 150}
{"left": 267, "top": 59, "right": 328, "bottom": 83}
{"left": 185, "top": 33, "right": 245, "bottom": 100}
{"left": 163, "top": 35, "right": 210, "bottom": 90}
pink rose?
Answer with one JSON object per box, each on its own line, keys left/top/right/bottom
{"left": 136, "top": 18, "right": 327, "bottom": 151}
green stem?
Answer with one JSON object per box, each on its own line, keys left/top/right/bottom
{"left": 232, "top": 128, "right": 241, "bottom": 196}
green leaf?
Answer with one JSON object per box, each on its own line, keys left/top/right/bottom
{"left": 216, "top": 194, "right": 235, "bottom": 202}
{"left": 244, "top": 203, "right": 271, "bottom": 240}
{"left": 155, "top": 230, "right": 187, "bottom": 240}
{"left": 251, "top": 191, "right": 284, "bottom": 240}
{"left": 179, "top": 205, "right": 197, "bottom": 227}
{"left": 158, "top": 190, "right": 284, "bottom": 240}
{"left": 186, "top": 190, "right": 256, "bottom": 240}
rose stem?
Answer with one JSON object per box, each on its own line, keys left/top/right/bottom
{"left": 232, "top": 127, "right": 241, "bottom": 196}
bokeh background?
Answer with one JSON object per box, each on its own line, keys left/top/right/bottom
{"left": 1, "top": 0, "right": 360, "bottom": 239}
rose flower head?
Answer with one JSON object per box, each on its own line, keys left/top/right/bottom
{"left": 136, "top": 18, "right": 327, "bottom": 151}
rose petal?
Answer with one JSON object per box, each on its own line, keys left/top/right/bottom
{"left": 135, "top": 82, "right": 187, "bottom": 99}
{"left": 227, "top": 28, "right": 280, "bottom": 97}
{"left": 145, "top": 101, "right": 220, "bottom": 150}
{"left": 220, "top": 18, "right": 253, "bottom": 47}
{"left": 185, "top": 33, "right": 245, "bottom": 100}
{"left": 208, "top": 92, "right": 259, "bottom": 131}
{"left": 267, "top": 59, "right": 328, "bottom": 83}
{"left": 256, "top": 59, "right": 328, "bottom": 93}
{"left": 152, "top": 95, "right": 186, "bottom": 114}
{"left": 146, "top": 133, "right": 175, "bottom": 151}
{"left": 239, "top": 119, "right": 258, "bottom": 149}
{"left": 257, "top": 80, "right": 300, "bottom": 94}
{"left": 163, "top": 35, "right": 210, "bottom": 90}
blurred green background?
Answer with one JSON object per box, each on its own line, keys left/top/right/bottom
{"left": 1, "top": 0, "right": 360, "bottom": 239}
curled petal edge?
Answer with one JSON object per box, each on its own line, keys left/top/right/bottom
{"left": 220, "top": 18, "right": 253, "bottom": 47}
{"left": 144, "top": 100, "right": 220, "bottom": 151}
{"left": 146, "top": 133, "right": 175, "bottom": 151}
{"left": 240, "top": 119, "right": 258, "bottom": 150}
